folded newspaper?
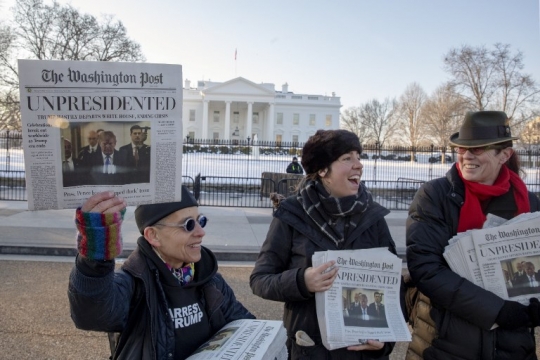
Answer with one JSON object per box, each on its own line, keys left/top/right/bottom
{"left": 186, "top": 319, "right": 287, "bottom": 360}
{"left": 312, "top": 248, "right": 411, "bottom": 350}
{"left": 443, "top": 212, "right": 540, "bottom": 305}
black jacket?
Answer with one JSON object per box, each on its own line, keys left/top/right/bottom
{"left": 286, "top": 162, "right": 304, "bottom": 174}
{"left": 406, "top": 164, "right": 540, "bottom": 360}
{"left": 250, "top": 194, "right": 396, "bottom": 359}
{"left": 69, "top": 241, "right": 254, "bottom": 359}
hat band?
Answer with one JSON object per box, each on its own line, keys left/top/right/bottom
{"left": 459, "top": 125, "right": 511, "bottom": 140}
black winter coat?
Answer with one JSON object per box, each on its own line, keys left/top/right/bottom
{"left": 406, "top": 165, "right": 540, "bottom": 360}
{"left": 69, "top": 241, "right": 254, "bottom": 359}
{"left": 250, "top": 195, "right": 397, "bottom": 360}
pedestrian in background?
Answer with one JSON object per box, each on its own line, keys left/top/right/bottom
{"left": 251, "top": 129, "right": 397, "bottom": 359}
{"left": 406, "top": 111, "right": 540, "bottom": 360}
{"left": 286, "top": 156, "right": 304, "bottom": 174}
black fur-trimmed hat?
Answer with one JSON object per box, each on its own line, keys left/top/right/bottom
{"left": 134, "top": 185, "right": 198, "bottom": 234}
{"left": 301, "top": 129, "right": 362, "bottom": 174}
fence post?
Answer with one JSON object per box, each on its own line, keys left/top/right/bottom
{"left": 429, "top": 144, "right": 434, "bottom": 181}
{"left": 374, "top": 141, "right": 379, "bottom": 185}
{"left": 6, "top": 130, "right": 10, "bottom": 172}
{"left": 246, "top": 136, "right": 251, "bottom": 178}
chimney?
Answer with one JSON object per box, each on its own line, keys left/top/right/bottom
{"left": 184, "top": 79, "right": 191, "bottom": 89}
{"left": 282, "top": 83, "right": 288, "bottom": 93}
{"left": 332, "top": 92, "right": 336, "bottom": 97}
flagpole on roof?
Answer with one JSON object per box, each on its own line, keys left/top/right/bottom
{"left": 235, "top": 48, "right": 237, "bottom": 77}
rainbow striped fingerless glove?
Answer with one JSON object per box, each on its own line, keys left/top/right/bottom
{"left": 75, "top": 207, "right": 126, "bottom": 261}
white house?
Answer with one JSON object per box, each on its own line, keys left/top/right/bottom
{"left": 183, "top": 77, "right": 341, "bottom": 142}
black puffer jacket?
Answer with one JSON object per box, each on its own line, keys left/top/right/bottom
{"left": 250, "top": 195, "right": 397, "bottom": 360}
{"left": 406, "top": 165, "right": 540, "bottom": 360}
{"left": 69, "top": 240, "right": 254, "bottom": 359}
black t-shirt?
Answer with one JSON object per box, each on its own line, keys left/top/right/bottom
{"left": 161, "top": 279, "right": 212, "bottom": 359}
{"left": 142, "top": 243, "right": 214, "bottom": 359}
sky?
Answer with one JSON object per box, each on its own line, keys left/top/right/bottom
{"left": 1, "top": 0, "right": 539, "bottom": 110}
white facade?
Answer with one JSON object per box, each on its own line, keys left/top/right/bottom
{"left": 183, "top": 77, "right": 341, "bottom": 142}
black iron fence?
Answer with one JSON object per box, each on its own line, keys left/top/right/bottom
{"left": 2, "top": 133, "right": 540, "bottom": 210}
{"left": 0, "top": 131, "right": 26, "bottom": 201}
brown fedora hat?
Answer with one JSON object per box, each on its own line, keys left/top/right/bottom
{"left": 449, "top": 111, "right": 518, "bottom": 147}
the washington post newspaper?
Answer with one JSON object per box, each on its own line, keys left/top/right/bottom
{"left": 186, "top": 319, "right": 287, "bottom": 360}
{"left": 312, "top": 248, "right": 411, "bottom": 350}
{"left": 472, "top": 213, "right": 540, "bottom": 304}
{"left": 18, "top": 59, "right": 183, "bottom": 210}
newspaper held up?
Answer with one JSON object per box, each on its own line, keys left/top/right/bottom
{"left": 18, "top": 59, "right": 183, "bottom": 210}
{"left": 186, "top": 319, "right": 287, "bottom": 360}
{"left": 312, "top": 248, "right": 411, "bottom": 351}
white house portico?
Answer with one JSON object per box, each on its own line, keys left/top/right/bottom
{"left": 183, "top": 77, "right": 341, "bottom": 142}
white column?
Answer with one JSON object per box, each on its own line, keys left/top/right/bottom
{"left": 224, "top": 101, "right": 231, "bottom": 140}
{"left": 246, "top": 102, "right": 253, "bottom": 140}
{"left": 202, "top": 100, "right": 209, "bottom": 139}
{"left": 267, "top": 103, "right": 275, "bottom": 142}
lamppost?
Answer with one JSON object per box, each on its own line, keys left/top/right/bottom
{"left": 246, "top": 136, "right": 251, "bottom": 178}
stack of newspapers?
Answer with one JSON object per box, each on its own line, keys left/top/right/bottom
{"left": 443, "top": 212, "right": 540, "bottom": 304}
{"left": 312, "top": 248, "right": 411, "bottom": 350}
{"left": 187, "top": 319, "right": 287, "bottom": 360}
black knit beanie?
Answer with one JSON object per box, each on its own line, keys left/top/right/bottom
{"left": 301, "top": 129, "right": 362, "bottom": 174}
{"left": 134, "top": 185, "right": 198, "bottom": 234}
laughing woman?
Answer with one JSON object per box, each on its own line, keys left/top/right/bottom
{"left": 406, "top": 111, "right": 540, "bottom": 360}
{"left": 250, "top": 129, "right": 397, "bottom": 359}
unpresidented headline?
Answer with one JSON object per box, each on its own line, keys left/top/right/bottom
{"left": 335, "top": 256, "right": 399, "bottom": 285}
{"left": 478, "top": 226, "right": 540, "bottom": 258}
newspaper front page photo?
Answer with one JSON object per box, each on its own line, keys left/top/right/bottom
{"left": 18, "top": 59, "right": 183, "bottom": 210}
{"left": 313, "top": 248, "right": 411, "bottom": 350}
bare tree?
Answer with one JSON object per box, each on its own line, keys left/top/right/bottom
{"left": 0, "top": 24, "right": 17, "bottom": 89}
{"left": 10, "top": 0, "right": 144, "bottom": 63}
{"left": 340, "top": 106, "right": 371, "bottom": 144}
{"left": 0, "top": 89, "right": 21, "bottom": 130}
{"left": 443, "top": 43, "right": 539, "bottom": 131}
{"left": 396, "top": 82, "right": 428, "bottom": 150}
{"left": 358, "top": 98, "right": 399, "bottom": 147}
{"left": 490, "top": 43, "right": 539, "bottom": 128}
{"left": 0, "top": 0, "right": 145, "bottom": 129}
{"left": 423, "top": 84, "right": 466, "bottom": 148}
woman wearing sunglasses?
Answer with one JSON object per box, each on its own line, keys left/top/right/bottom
{"left": 68, "top": 185, "right": 254, "bottom": 359}
{"left": 406, "top": 111, "right": 540, "bottom": 360}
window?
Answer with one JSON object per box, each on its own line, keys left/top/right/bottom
{"left": 309, "top": 114, "right": 316, "bottom": 126}
{"left": 293, "top": 113, "right": 299, "bottom": 125}
{"left": 233, "top": 111, "right": 239, "bottom": 123}
{"left": 325, "top": 115, "right": 332, "bottom": 127}
{"left": 213, "top": 111, "right": 220, "bottom": 123}
{"left": 189, "top": 109, "right": 196, "bottom": 122}
{"left": 252, "top": 112, "right": 259, "bottom": 124}
{"left": 277, "top": 113, "right": 283, "bottom": 125}
{"left": 292, "top": 135, "right": 299, "bottom": 142}
{"left": 188, "top": 131, "right": 195, "bottom": 140}
{"left": 213, "top": 132, "right": 219, "bottom": 140}
{"left": 275, "top": 134, "right": 282, "bottom": 142}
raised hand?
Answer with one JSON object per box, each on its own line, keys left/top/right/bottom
{"left": 81, "top": 191, "right": 126, "bottom": 214}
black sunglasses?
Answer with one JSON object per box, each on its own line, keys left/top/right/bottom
{"left": 156, "top": 215, "right": 208, "bottom": 232}
{"left": 454, "top": 145, "right": 502, "bottom": 155}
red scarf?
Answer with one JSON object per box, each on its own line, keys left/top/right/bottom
{"left": 457, "top": 164, "right": 530, "bottom": 232}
